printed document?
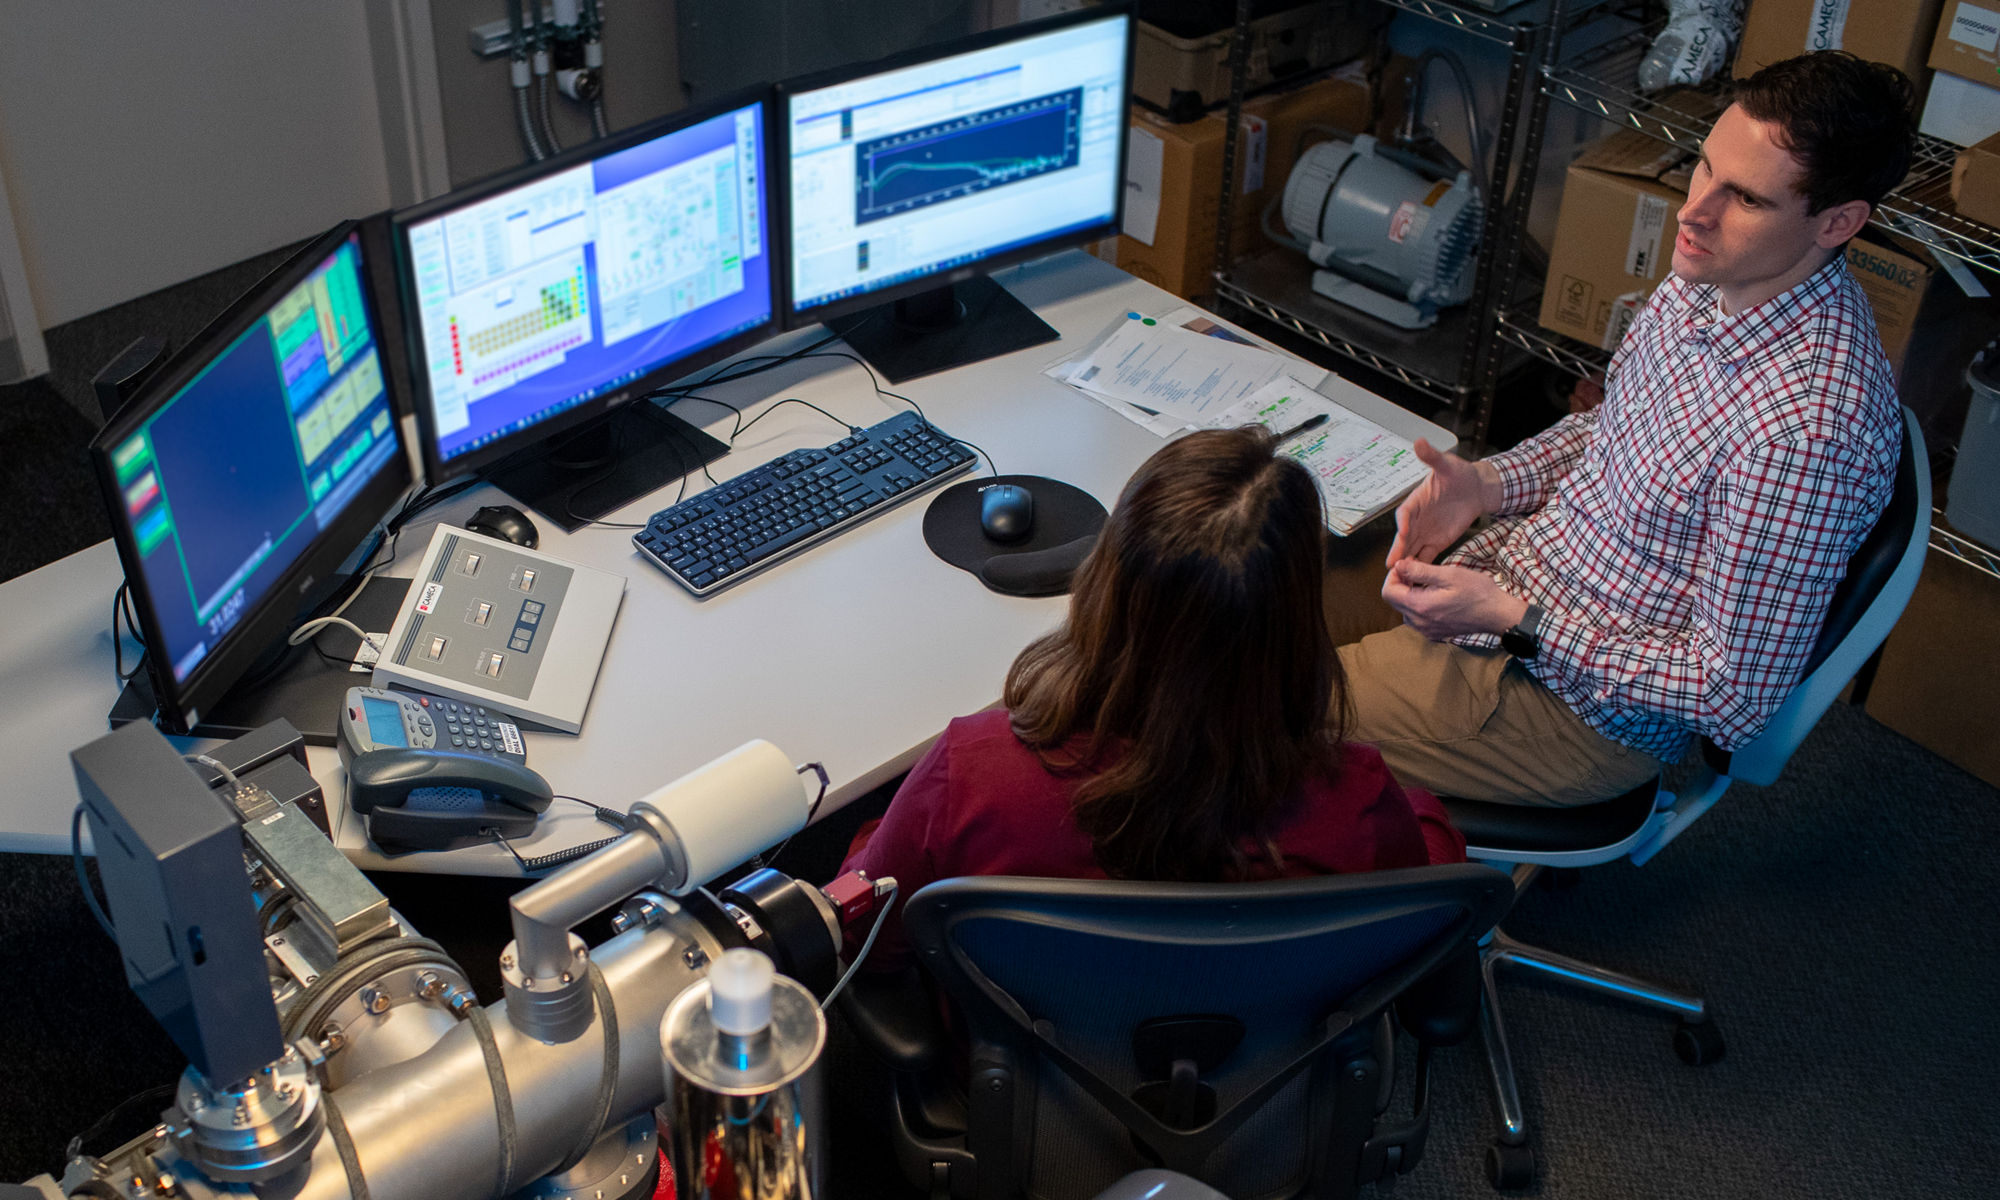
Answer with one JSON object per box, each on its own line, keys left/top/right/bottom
{"left": 1208, "top": 375, "right": 1429, "bottom": 535}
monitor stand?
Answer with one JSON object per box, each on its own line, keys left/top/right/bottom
{"left": 828, "top": 275, "right": 1060, "bottom": 385}
{"left": 109, "top": 575, "right": 412, "bottom": 747}
{"left": 486, "top": 401, "right": 731, "bottom": 534}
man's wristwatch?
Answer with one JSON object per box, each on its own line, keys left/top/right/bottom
{"left": 1500, "top": 603, "right": 1543, "bottom": 660}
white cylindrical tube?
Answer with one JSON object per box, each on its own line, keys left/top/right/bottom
{"left": 631, "top": 740, "right": 809, "bottom": 893}
{"left": 708, "top": 948, "right": 774, "bottom": 1036}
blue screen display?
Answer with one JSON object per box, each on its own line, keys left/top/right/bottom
{"left": 105, "top": 232, "right": 399, "bottom": 684}
{"left": 403, "top": 100, "right": 774, "bottom": 465}
{"left": 785, "top": 14, "right": 1127, "bottom": 311}
{"left": 363, "top": 696, "right": 409, "bottom": 748}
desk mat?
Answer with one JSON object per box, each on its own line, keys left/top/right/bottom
{"left": 922, "top": 474, "right": 1107, "bottom": 598}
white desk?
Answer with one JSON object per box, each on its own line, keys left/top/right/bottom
{"left": 0, "top": 252, "right": 1450, "bottom": 876}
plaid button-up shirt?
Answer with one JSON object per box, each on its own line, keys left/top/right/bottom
{"left": 1447, "top": 258, "right": 1901, "bottom": 759}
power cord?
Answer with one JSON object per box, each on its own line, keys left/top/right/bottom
{"left": 110, "top": 582, "right": 147, "bottom": 684}
{"left": 821, "top": 877, "right": 897, "bottom": 1011}
{"left": 762, "top": 762, "right": 830, "bottom": 872}
{"left": 486, "top": 795, "right": 629, "bottom": 874}
{"left": 71, "top": 804, "right": 116, "bottom": 939}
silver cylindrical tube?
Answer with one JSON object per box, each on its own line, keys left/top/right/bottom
{"left": 179, "top": 911, "right": 729, "bottom": 1200}
{"left": 660, "top": 951, "right": 825, "bottom": 1200}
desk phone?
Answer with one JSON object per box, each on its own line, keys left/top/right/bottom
{"left": 337, "top": 686, "right": 549, "bottom": 853}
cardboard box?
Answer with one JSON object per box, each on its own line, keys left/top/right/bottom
{"left": 1738, "top": 0, "right": 1945, "bottom": 85}
{"left": 1952, "top": 129, "right": 2000, "bottom": 224}
{"left": 1920, "top": 68, "right": 2000, "bottom": 146}
{"left": 1930, "top": 0, "right": 2000, "bottom": 84}
{"left": 1842, "top": 235, "right": 1935, "bottom": 372}
{"left": 1840, "top": 231, "right": 1991, "bottom": 430}
{"left": 1113, "top": 72, "right": 1372, "bottom": 298}
{"left": 1538, "top": 129, "right": 1691, "bottom": 350}
{"left": 1866, "top": 552, "right": 2000, "bottom": 789}
{"left": 1133, "top": 2, "right": 1370, "bottom": 114}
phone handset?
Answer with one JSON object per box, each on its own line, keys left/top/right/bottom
{"left": 346, "top": 748, "right": 554, "bottom": 852}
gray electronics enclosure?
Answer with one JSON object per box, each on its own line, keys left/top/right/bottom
{"left": 70, "top": 722, "right": 282, "bottom": 1086}
{"left": 372, "top": 525, "right": 625, "bottom": 733}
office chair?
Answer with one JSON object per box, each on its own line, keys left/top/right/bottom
{"left": 841, "top": 864, "right": 1514, "bottom": 1200}
{"left": 1442, "top": 407, "right": 1931, "bottom": 1188}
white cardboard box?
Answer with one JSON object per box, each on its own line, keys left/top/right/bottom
{"left": 1921, "top": 69, "right": 2000, "bottom": 145}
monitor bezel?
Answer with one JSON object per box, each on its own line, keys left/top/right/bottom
{"left": 91, "top": 220, "right": 414, "bottom": 734}
{"left": 393, "top": 88, "right": 784, "bottom": 487}
{"left": 774, "top": 3, "right": 1133, "bottom": 331}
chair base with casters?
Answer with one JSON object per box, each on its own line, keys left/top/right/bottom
{"left": 1439, "top": 407, "right": 1931, "bottom": 1190}
{"left": 840, "top": 865, "right": 1513, "bottom": 1200}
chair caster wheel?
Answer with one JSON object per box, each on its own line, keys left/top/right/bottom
{"left": 1486, "top": 1141, "right": 1535, "bottom": 1189}
{"left": 1673, "top": 1018, "right": 1726, "bottom": 1065}
{"left": 1536, "top": 866, "right": 1583, "bottom": 890}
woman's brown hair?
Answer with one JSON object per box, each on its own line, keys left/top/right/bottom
{"left": 1003, "top": 426, "right": 1349, "bottom": 881}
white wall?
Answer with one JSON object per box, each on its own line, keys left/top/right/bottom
{"left": 426, "top": 0, "right": 685, "bottom": 190}
{"left": 0, "top": 2, "right": 394, "bottom": 328}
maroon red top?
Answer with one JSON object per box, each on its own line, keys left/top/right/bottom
{"left": 840, "top": 708, "right": 1468, "bottom": 969}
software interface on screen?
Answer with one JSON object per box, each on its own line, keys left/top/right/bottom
{"left": 785, "top": 14, "right": 1127, "bottom": 314}
{"left": 403, "top": 101, "right": 773, "bottom": 467}
{"left": 106, "top": 232, "right": 398, "bottom": 685}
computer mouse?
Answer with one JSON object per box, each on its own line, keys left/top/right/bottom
{"left": 466, "top": 504, "right": 539, "bottom": 548}
{"left": 979, "top": 484, "right": 1035, "bottom": 543}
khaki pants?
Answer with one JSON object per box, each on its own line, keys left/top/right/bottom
{"left": 1337, "top": 625, "right": 1666, "bottom": 807}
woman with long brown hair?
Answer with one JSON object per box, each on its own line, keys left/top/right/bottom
{"left": 840, "top": 426, "right": 1463, "bottom": 966}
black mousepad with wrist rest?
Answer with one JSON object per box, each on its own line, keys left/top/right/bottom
{"left": 923, "top": 475, "right": 1108, "bottom": 597}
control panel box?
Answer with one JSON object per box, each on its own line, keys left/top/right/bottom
{"left": 372, "top": 525, "right": 625, "bottom": 733}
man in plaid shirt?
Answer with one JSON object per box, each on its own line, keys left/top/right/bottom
{"left": 1340, "top": 52, "right": 1917, "bottom": 806}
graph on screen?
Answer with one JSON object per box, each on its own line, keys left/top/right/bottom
{"left": 853, "top": 87, "right": 1082, "bottom": 224}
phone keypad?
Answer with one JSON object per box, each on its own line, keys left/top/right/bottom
{"left": 403, "top": 693, "right": 526, "bottom": 761}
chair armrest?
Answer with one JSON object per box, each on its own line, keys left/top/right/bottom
{"left": 837, "top": 967, "right": 947, "bottom": 1075}
{"left": 1393, "top": 948, "right": 1480, "bottom": 1046}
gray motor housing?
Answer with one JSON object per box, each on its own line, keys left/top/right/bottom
{"left": 1280, "top": 134, "right": 1483, "bottom": 328}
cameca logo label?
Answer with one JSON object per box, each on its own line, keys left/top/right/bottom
{"left": 1848, "top": 249, "right": 1918, "bottom": 290}
{"left": 1679, "top": 26, "right": 1709, "bottom": 71}
{"left": 1808, "top": 0, "right": 1851, "bottom": 52}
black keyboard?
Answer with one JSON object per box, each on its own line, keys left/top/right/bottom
{"left": 632, "top": 411, "right": 978, "bottom": 596}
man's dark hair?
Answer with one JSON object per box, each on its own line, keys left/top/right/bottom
{"left": 1734, "top": 51, "right": 1917, "bottom": 216}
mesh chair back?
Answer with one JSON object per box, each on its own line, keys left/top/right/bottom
{"left": 1727, "top": 407, "right": 1931, "bottom": 784}
{"left": 904, "top": 865, "right": 1510, "bottom": 1200}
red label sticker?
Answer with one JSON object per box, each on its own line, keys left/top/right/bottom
{"left": 1388, "top": 201, "right": 1419, "bottom": 244}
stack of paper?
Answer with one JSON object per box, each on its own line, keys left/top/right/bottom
{"left": 1045, "top": 308, "right": 1328, "bottom": 437}
{"left": 1047, "top": 310, "right": 1433, "bottom": 535}
{"left": 1208, "top": 376, "right": 1429, "bottom": 536}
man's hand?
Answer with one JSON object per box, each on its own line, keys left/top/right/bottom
{"left": 1385, "top": 440, "right": 1504, "bottom": 568}
{"left": 1382, "top": 559, "right": 1528, "bottom": 642}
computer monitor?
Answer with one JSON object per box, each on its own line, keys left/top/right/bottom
{"left": 394, "top": 92, "right": 780, "bottom": 530}
{"left": 92, "top": 221, "right": 412, "bottom": 738}
{"left": 778, "top": 5, "right": 1133, "bottom": 382}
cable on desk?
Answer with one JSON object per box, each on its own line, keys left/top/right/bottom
{"left": 777, "top": 349, "right": 1003, "bottom": 476}
{"left": 732, "top": 397, "right": 857, "bottom": 441}
{"left": 556, "top": 793, "right": 633, "bottom": 830}
{"left": 110, "top": 582, "right": 146, "bottom": 683}
{"left": 642, "top": 330, "right": 846, "bottom": 405}
{"left": 486, "top": 797, "right": 628, "bottom": 873}
{"left": 560, "top": 427, "right": 691, "bottom": 530}
{"left": 491, "top": 829, "right": 624, "bottom": 874}
{"left": 71, "top": 803, "right": 116, "bottom": 939}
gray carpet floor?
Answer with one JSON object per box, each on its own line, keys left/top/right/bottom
{"left": 3, "top": 257, "right": 1996, "bottom": 1198}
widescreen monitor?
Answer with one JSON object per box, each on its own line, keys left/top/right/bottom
{"left": 395, "top": 92, "right": 779, "bottom": 528}
{"left": 779, "top": 5, "right": 1132, "bottom": 381}
{"left": 92, "top": 221, "right": 411, "bottom": 737}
